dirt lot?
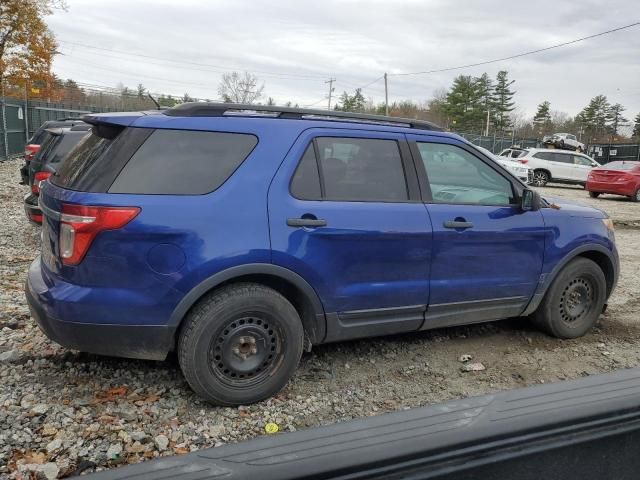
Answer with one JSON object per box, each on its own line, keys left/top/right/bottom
{"left": 1, "top": 162, "right": 639, "bottom": 478}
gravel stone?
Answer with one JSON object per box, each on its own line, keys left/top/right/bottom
{"left": 154, "top": 434, "right": 169, "bottom": 451}
{"left": 0, "top": 349, "right": 19, "bottom": 362}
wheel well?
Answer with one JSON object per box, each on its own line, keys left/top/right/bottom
{"left": 176, "top": 274, "right": 321, "bottom": 350}
{"left": 577, "top": 251, "right": 615, "bottom": 297}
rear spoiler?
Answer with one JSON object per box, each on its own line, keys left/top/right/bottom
{"left": 76, "top": 367, "right": 640, "bottom": 479}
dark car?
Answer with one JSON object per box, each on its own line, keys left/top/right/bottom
{"left": 23, "top": 125, "right": 91, "bottom": 224}
{"left": 27, "top": 103, "right": 619, "bottom": 406}
{"left": 19, "top": 118, "right": 85, "bottom": 185}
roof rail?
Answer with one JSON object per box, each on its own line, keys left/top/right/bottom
{"left": 164, "top": 102, "right": 443, "bottom": 131}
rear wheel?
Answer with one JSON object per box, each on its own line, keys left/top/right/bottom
{"left": 533, "top": 170, "right": 550, "bottom": 187}
{"left": 178, "top": 283, "right": 304, "bottom": 406}
{"left": 589, "top": 191, "right": 600, "bottom": 198}
{"left": 631, "top": 188, "right": 640, "bottom": 203}
{"left": 531, "top": 258, "right": 606, "bottom": 339}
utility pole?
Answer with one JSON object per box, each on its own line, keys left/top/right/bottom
{"left": 325, "top": 78, "right": 335, "bottom": 110}
{"left": 484, "top": 108, "right": 491, "bottom": 137}
{"left": 384, "top": 72, "right": 389, "bottom": 116}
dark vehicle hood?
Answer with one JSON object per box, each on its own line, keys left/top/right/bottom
{"left": 543, "top": 196, "right": 607, "bottom": 219}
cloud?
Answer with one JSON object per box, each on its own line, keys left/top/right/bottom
{"left": 48, "top": 0, "right": 640, "bottom": 116}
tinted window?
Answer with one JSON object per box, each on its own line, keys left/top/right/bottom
{"left": 315, "top": 137, "right": 408, "bottom": 202}
{"left": 552, "top": 153, "right": 573, "bottom": 164}
{"left": 290, "top": 144, "right": 321, "bottom": 200}
{"left": 567, "top": 135, "right": 576, "bottom": 140}
{"left": 33, "top": 134, "right": 58, "bottom": 162}
{"left": 109, "top": 129, "right": 258, "bottom": 195}
{"left": 604, "top": 161, "right": 638, "bottom": 170}
{"left": 416, "top": 142, "right": 514, "bottom": 205}
{"left": 48, "top": 132, "right": 89, "bottom": 164}
{"left": 53, "top": 130, "right": 116, "bottom": 188}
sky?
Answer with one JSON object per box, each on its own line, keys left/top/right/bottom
{"left": 47, "top": 0, "right": 640, "bottom": 119}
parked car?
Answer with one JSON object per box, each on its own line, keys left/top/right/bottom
{"left": 586, "top": 161, "right": 640, "bottom": 202}
{"left": 513, "top": 148, "right": 600, "bottom": 187}
{"left": 19, "top": 117, "right": 85, "bottom": 185}
{"left": 474, "top": 145, "right": 532, "bottom": 184}
{"left": 27, "top": 104, "right": 619, "bottom": 406}
{"left": 23, "top": 125, "right": 91, "bottom": 224}
{"left": 542, "top": 133, "right": 585, "bottom": 152}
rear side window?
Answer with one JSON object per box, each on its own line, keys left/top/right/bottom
{"left": 109, "top": 130, "right": 257, "bottom": 195}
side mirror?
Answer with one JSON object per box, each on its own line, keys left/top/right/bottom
{"left": 521, "top": 189, "right": 540, "bottom": 212}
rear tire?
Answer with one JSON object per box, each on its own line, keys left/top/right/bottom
{"left": 533, "top": 170, "right": 550, "bottom": 187}
{"left": 631, "top": 188, "right": 640, "bottom": 203}
{"left": 178, "top": 283, "right": 304, "bottom": 406}
{"left": 531, "top": 258, "right": 606, "bottom": 339}
{"left": 589, "top": 191, "right": 600, "bottom": 198}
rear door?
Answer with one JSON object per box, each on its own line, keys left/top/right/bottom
{"left": 407, "top": 134, "right": 545, "bottom": 327}
{"left": 268, "top": 128, "right": 433, "bottom": 341}
{"left": 572, "top": 154, "right": 595, "bottom": 182}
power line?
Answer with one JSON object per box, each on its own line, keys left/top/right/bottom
{"left": 58, "top": 39, "right": 331, "bottom": 81}
{"left": 390, "top": 21, "right": 640, "bottom": 76}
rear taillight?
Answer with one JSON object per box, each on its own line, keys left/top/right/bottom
{"left": 59, "top": 204, "right": 140, "bottom": 266}
{"left": 24, "top": 144, "right": 39, "bottom": 162}
{"left": 517, "top": 159, "right": 529, "bottom": 164}
{"left": 32, "top": 171, "right": 52, "bottom": 194}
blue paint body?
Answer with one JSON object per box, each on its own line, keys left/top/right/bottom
{"left": 27, "top": 111, "right": 619, "bottom": 360}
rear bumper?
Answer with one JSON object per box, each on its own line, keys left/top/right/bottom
{"left": 23, "top": 193, "right": 42, "bottom": 225}
{"left": 586, "top": 180, "right": 637, "bottom": 196}
{"left": 25, "top": 256, "right": 174, "bottom": 361}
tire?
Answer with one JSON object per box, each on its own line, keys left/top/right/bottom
{"left": 531, "top": 258, "right": 606, "bottom": 339}
{"left": 631, "top": 188, "right": 640, "bottom": 203}
{"left": 533, "top": 170, "right": 550, "bottom": 187}
{"left": 559, "top": 139, "right": 565, "bottom": 149}
{"left": 178, "top": 283, "right": 304, "bottom": 406}
{"left": 589, "top": 191, "right": 600, "bottom": 198}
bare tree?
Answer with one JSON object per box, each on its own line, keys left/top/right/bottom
{"left": 218, "top": 71, "right": 264, "bottom": 104}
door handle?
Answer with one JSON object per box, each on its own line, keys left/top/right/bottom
{"left": 443, "top": 220, "right": 473, "bottom": 229}
{"left": 287, "top": 217, "right": 327, "bottom": 228}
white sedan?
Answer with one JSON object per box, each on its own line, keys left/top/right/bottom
{"left": 474, "top": 145, "right": 532, "bottom": 184}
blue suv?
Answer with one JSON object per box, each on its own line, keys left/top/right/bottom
{"left": 26, "top": 103, "right": 619, "bottom": 405}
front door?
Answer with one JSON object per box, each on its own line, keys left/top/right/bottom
{"left": 268, "top": 129, "right": 433, "bottom": 341}
{"left": 407, "top": 135, "right": 545, "bottom": 328}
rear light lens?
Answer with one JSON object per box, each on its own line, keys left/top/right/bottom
{"left": 517, "top": 159, "right": 529, "bottom": 164}
{"left": 24, "top": 144, "right": 39, "bottom": 162}
{"left": 59, "top": 204, "right": 140, "bottom": 266}
{"left": 32, "top": 171, "right": 52, "bottom": 194}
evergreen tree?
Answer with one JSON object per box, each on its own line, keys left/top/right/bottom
{"left": 337, "top": 88, "right": 366, "bottom": 112}
{"left": 532, "top": 101, "right": 552, "bottom": 134}
{"left": 444, "top": 75, "right": 483, "bottom": 132}
{"left": 492, "top": 70, "right": 516, "bottom": 132}
{"left": 577, "top": 95, "right": 610, "bottom": 139}
{"left": 607, "top": 103, "right": 628, "bottom": 136}
{"left": 633, "top": 113, "right": 640, "bottom": 139}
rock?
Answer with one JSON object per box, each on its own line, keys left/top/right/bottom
{"left": 32, "top": 404, "right": 50, "bottom": 415}
{"left": 208, "top": 424, "right": 226, "bottom": 437}
{"left": 461, "top": 362, "right": 486, "bottom": 372}
{"left": 46, "top": 438, "right": 62, "bottom": 453}
{"left": 20, "top": 393, "right": 36, "bottom": 409}
{"left": 154, "top": 434, "right": 169, "bottom": 451}
{"left": 0, "top": 349, "right": 19, "bottom": 362}
{"left": 130, "top": 431, "right": 147, "bottom": 442}
{"left": 41, "top": 462, "right": 60, "bottom": 480}
{"left": 458, "top": 354, "right": 473, "bottom": 363}
{"left": 106, "top": 442, "right": 123, "bottom": 459}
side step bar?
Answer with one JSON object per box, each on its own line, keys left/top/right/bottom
{"left": 78, "top": 368, "right": 640, "bottom": 480}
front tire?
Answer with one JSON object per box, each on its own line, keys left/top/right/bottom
{"left": 533, "top": 170, "right": 550, "bottom": 187}
{"left": 532, "top": 258, "right": 606, "bottom": 339}
{"left": 589, "top": 191, "right": 600, "bottom": 198}
{"left": 178, "top": 283, "right": 304, "bottom": 406}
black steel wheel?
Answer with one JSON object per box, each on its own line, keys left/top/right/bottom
{"left": 179, "top": 283, "right": 304, "bottom": 405}
{"left": 532, "top": 258, "right": 606, "bottom": 339}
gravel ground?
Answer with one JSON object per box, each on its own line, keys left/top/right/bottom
{"left": 1, "top": 160, "right": 639, "bottom": 478}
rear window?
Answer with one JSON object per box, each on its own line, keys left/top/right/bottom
{"left": 32, "top": 133, "right": 57, "bottom": 161}
{"left": 109, "top": 129, "right": 257, "bottom": 195}
{"left": 48, "top": 132, "right": 89, "bottom": 164}
{"left": 604, "top": 161, "right": 638, "bottom": 170}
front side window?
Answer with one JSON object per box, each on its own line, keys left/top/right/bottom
{"left": 573, "top": 155, "right": 592, "bottom": 166}
{"left": 416, "top": 142, "right": 514, "bottom": 205}
{"left": 290, "top": 137, "right": 409, "bottom": 202}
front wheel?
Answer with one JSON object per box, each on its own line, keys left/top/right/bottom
{"left": 178, "top": 283, "right": 304, "bottom": 406}
{"left": 533, "top": 170, "right": 550, "bottom": 187}
{"left": 589, "top": 191, "right": 600, "bottom": 198}
{"left": 531, "top": 258, "right": 606, "bottom": 339}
